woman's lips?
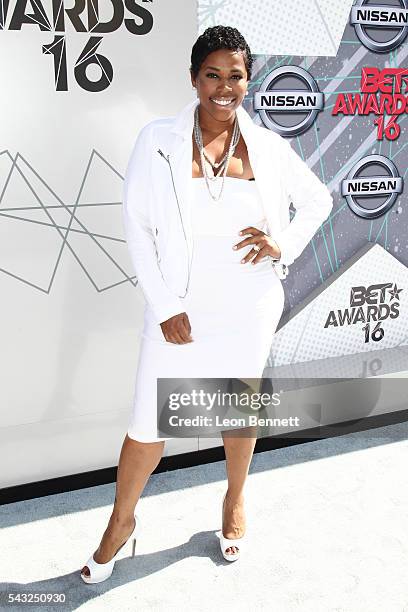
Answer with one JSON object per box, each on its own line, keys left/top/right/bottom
{"left": 210, "top": 97, "right": 236, "bottom": 107}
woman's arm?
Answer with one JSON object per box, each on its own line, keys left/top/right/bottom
{"left": 272, "top": 137, "right": 333, "bottom": 267}
{"left": 122, "top": 123, "right": 185, "bottom": 324}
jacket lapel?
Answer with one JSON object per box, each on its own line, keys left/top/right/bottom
{"left": 166, "top": 98, "right": 198, "bottom": 258}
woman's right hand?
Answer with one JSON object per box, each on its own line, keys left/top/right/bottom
{"left": 160, "top": 312, "right": 194, "bottom": 344}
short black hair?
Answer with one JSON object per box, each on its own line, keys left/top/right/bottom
{"left": 190, "top": 25, "right": 253, "bottom": 81}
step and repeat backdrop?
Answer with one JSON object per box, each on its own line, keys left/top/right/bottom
{"left": 199, "top": 0, "right": 408, "bottom": 368}
{"left": 1, "top": 0, "right": 407, "bottom": 486}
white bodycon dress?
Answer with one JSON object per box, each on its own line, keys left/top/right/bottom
{"left": 127, "top": 177, "right": 285, "bottom": 442}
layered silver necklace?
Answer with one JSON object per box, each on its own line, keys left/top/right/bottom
{"left": 193, "top": 104, "right": 241, "bottom": 202}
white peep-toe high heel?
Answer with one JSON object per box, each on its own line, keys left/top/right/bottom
{"left": 80, "top": 513, "right": 141, "bottom": 584}
{"left": 219, "top": 493, "right": 245, "bottom": 562}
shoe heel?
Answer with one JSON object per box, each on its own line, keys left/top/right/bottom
{"left": 80, "top": 511, "right": 141, "bottom": 584}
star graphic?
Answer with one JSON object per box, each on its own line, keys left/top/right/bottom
{"left": 388, "top": 283, "right": 403, "bottom": 301}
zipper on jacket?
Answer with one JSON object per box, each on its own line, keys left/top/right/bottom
{"left": 157, "top": 149, "right": 193, "bottom": 297}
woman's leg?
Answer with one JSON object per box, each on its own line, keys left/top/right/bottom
{"left": 221, "top": 425, "right": 258, "bottom": 555}
{"left": 81, "top": 434, "right": 165, "bottom": 577}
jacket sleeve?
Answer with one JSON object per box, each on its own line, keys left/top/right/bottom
{"left": 122, "top": 123, "right": 185, "bottom": 324}
{"left": 271, "top": 137, "right": 333, "bottom": 267}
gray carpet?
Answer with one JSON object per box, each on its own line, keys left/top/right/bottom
{"left": 1, "top": 422, "right": 408, "bottom": 612}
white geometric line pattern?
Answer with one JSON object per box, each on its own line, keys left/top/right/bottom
{"left": 0, "top": 150, "right": 136, "bottom": 293}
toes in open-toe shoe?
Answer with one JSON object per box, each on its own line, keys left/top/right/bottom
{"left": 219, "top": 493, "right": 245, "bottom": 562}
{"left": 80, "top": 513, "right": 141, "bottom": 584}
{"left": 219, "top": 532, "right": 245, "bottom": 562}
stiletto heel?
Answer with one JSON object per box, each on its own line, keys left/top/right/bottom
{"left": 219, "top": 493, "right": 245, "bottom": 562}
{"left": 80, "top": 513, "right": 141, "bottom": 584}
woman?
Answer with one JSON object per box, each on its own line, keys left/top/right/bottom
{"left": 80, "top": 25, "right": 333, "bottom": 582}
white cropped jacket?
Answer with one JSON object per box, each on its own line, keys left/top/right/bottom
{"left": 122, "top": 97, "right": 333, "bottom": 324}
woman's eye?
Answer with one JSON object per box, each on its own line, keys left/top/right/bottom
{"left": 206, "top": 73, "right": 242, "bottom": 79}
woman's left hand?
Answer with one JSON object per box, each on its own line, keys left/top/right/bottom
{"left": 233, "top": 227, "right": 281, "bottom": 264}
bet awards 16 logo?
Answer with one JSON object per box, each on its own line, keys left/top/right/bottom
{"left": 324, "top": 282, "right": 403, "bottom": 343}
{"left": 0, "top": 0, "right": 154, "bottom": 92}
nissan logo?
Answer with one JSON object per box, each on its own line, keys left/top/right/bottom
{"left": 254, "top": 65, "right": 324, "bottom": 137}
{"left": 341, "top": 154, "right": 403, "bottom": 218}
{"left": 350, "top": 0, "right": 408, "bottom": 53}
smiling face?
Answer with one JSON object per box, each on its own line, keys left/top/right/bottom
{"left": 190, "top": 48, "right": 249, "bottom": 122}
